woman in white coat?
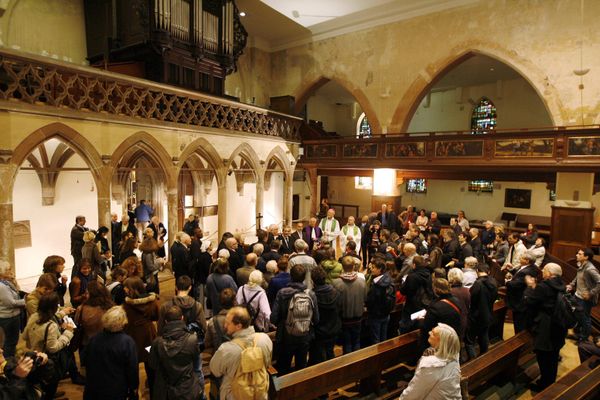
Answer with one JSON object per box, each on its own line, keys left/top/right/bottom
{"left": 400, "top": 323, "right": 462, "bottom": 400}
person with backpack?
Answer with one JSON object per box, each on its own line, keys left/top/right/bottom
{"left": 235, "top": 270, "right": 271, "bottom": 332}
{"left": 308, "top": 266, "right": 341, "bottom": 365}
{"left": 566, "top": 247, "right": 600, "bottom": 342}
{"left": 270, "top": 264, "right": 319, "bottom": 375}
{"left": 150, "top": 306, "right": 202, "bottom": 400}
{"left": 209, "top": 306, "right": 273, "bottom": 400}
{"left": 158, "top": 275, "right": 207, "bottom": 396}
{"left": 523, "top": 262, "right": 567, "bottom": 392}
{"left": 365, "top": 259, "right": 395, "bottom": 344}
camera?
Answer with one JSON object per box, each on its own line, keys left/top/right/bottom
{"left": 24, "top": 351, "right": 43, "bottom": 367}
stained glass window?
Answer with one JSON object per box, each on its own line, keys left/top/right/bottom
{"left": 471, "top": 97, "right": 497, "bottom": 134}
{"left": 468, "top": 180, "right": 494, "bottom": 193}
{"left": 406, "top": 179, "right": 427, "bottom": 193}
{"left": 356, "top": 112, "right": 372, "bottom": 138}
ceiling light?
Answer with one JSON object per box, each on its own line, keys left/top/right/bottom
{"left": 239, "top": 11, "right": 246, "bottom": 17}
{"left": 489, "top": 67, "right": 495, "bottom": 71}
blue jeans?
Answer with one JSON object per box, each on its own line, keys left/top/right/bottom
{"left": 0, "top": 315, "right": 20, "bottom": 357}
{"left": 341, "top": 320, "right": 361, "bottom": 354}
{"left": 367, "top": 316, "right": 390, "bottom": 344}
{"left": 574, "top": 296, "right": 593, "bottom": 341}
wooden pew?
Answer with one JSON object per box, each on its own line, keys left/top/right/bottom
{"left": 460, "top": 330, "right": 533, "bottom": 398}
{"left": 533, "top": 356, "right": 600, "bottom": 400}
{"left": 270, "top": 330, "right": 421, "bottom": 400}
{"left": 269, "top": 301, "right": 508, "bottom": 399}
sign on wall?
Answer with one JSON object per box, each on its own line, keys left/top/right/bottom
{"left": 13, "top": 220, "right": 32, "bottom": 249}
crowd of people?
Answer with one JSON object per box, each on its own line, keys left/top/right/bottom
{"left": 0, "top": 200, "right": 599, "bottom": 399}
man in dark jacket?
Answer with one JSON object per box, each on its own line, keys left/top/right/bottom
{"left": 399, "top": 255, "right": 432, "bottom": 334}
{"left": 270, "top": 264, "right": 319, "bottom": 374}
{"left": 419, "top": 278, "right": 462, "bottom": 354}
{"left": 332, "top": 256, "right": 366, "bottom": 354}
{"left": 189, "top": 228, "right": 209, "bottom": 302}
{"left": 505, "top": 253, "right": 539, "bottom": 333}
{"left": 524, "top": 263, "right": 567, "bottom": 392}
{"left": 465, "top": 263, "right": 498, "bottom": 360}
{"left": 70, "top": 215, "right": 89, "bottom": 268}
{"left": 469, "top": 228, "right": 484, "bottom": 263}
{"left": 149, "top": 306, "right": 202, "bottom": 400}
{"left": 171, "top": 232, "right": 193, "bottom": 279}
{"left": 365, "top": 259, "right": 395, "bottom": 344}
{"left": 308, "top": 266, "right": 341, "bottom": 365}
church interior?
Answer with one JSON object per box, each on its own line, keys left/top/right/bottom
{"left": 0, "top": 0, "right": 600, "bottom": 399}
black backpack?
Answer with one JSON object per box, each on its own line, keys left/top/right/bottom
{"left": 174, "top": 299, "right": 205, "bottom": 349}
{"left": 241, "top": 288, "right": 262, "bottom": 330}
{"left": 552, "top": 291, "right": 577, "bottom": 329}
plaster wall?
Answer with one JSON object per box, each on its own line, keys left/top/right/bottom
{"left": 324, "top": 176, "right": 589, "bottom": 222}
{"left": 293, "top": 175, "right": 313, "bottom": 222}
{"left": 225, "top": 174, "right": 257, "bottom": 235}
{"left": 0, "top": 0, "right": 87, "bottom": 64}
{"left": 13, "top": 153, "right": 98, "bottom": 279}
{"left": 225, "top": 46, "right": 272, "bottom": 108}
{"left": 263, "top": 172, "right": 284, "bottom": 228}
{"left": 270, "top": 0, "right": 600, "bottom": 130}
{"left": 407, "top": 78, "right": 553, "bottom": 132}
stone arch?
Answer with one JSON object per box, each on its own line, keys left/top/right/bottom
{"left": 293, "top": 75, "right": 383, "bottom": 135}
{"left": 177, "top": 137, "right": 224, "bottom": 186}
{"left": 11, "top": 122, "right": 104, "bottom": 186}
{"left": 110, "top": 132, "right": 176, "bottom": 187}
{"left": 263, "top": 146, "right": 292, "bottom": 192}
{"left": 226, "top": 142, "right": 261, "bottom": 177}
{"left": 390, "top": 45, "right": 563, "bottom": 132}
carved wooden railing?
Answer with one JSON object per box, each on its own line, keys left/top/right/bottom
{"left": 0, "top": 49, "right": 301, "bottom": 140}
{"left": 301, "top": 127, "right": 600, "bottom": 169}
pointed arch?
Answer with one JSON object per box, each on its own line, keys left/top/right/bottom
{"left": 110, "top": 132, "right": 176, "bottom": 186}
{"left": 390, "top": 46, "right": 562, "bottom": 132}
{"left": 177, "top": 137, "right": 223, "bottom": 186}
{"left": 11, "top": 122, "right": 103, "bottom": 184}
{"left": 293, "top": 75, "right": 382, "bottom": 135}
{"left": 263, "top": 146, "right": 292, "bottom": 180}
{"left": 226, "top": 142, "right": 261, "bottom": 177}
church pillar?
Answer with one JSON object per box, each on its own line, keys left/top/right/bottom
{"left": 167, "top": 184, "right": 179, "bottom": 254}
{"left": 284, "top": 172, "right": 294, "bottom": 226}
{"left": 306, "top": 167, "right": 318, "bottom": 218}
{"left": 255, "top": 174, "right": 265, "bottom": 231}
{"left": 96, "top": 169, "right": 112, "bottom": 232}
{"left": 218, "top": 181, "right": 228, "bottom": 240}
{"left": 0, "top": 163, "right": 17, "bottom": 272}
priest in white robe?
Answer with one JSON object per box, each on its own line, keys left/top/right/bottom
{"left": 340, "top": 216, "right": 362, "bottom": 254}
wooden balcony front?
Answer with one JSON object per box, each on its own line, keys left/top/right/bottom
{"left": 0, "top": 49, "right": 301, "bottom": 141}
{"left": 301, "top": 128, "right": 600, "bottom": 182}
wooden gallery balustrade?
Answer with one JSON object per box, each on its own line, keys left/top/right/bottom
{"left": 302, "top": 129, "right": 600, "bottom": 181}
{"left": 0, "top": 49, "right": 302, "bottom": 140}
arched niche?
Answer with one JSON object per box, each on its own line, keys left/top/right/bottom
{"left": 293, "top": 76, "right": 382, "bottom": 136}
{"left": 393, "top": 51, "right": 558, "bottom": 133}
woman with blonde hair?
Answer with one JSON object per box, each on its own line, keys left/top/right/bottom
{"left": 400, "top": 323, "right": 462, "bottom": 399}
{"left": 235, "top": 270, "right": 271, "bottom": 332}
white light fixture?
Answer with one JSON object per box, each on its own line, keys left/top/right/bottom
{"left": 239, "top": 11, "right": 246, "bottom": 17}
{"left": 373, "top": 169, "right": 398, "bottom": 196}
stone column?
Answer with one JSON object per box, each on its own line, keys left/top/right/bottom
{"left": 0, "top": 163, "right": 17, "bottom": 271}
{"left": 284, "top": 172, "right": 294, "bottom": 226}
{"left": 217, "top": 181, "right": 228, "bottom": 240}
{"left": 167, "top": 184, "right": 179, "bottom": 257}
{"left": 306, "top": 167, "right": 318, "bottom": 218}
{"left": 255, "top": 174, "right": 264, "bottom": 231}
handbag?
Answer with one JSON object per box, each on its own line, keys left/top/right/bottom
{"left": 68, "top": 307, "right": 85, "bottom": 352}
{"left": 43, "top": 321, "right": 70, "bottom": 382}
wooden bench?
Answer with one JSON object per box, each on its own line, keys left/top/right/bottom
{"left": 460, "top": 330, "right": 533, "bottom": 397}
{"left": 270, "top": 330, "right": 421, "bottom": 400}
{"left": 533, "top": 356, "right": 600, "bottom": 399}
{"left": 269, "top": 301, "right": 508, "bottom": 399}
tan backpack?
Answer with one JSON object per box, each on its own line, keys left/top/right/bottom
{"left": 230, "top": 336, "right": 269, "bottom": 400}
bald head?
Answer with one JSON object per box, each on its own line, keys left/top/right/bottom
{"left": 246, "top": 252, "right": 258, "bottom": 266}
